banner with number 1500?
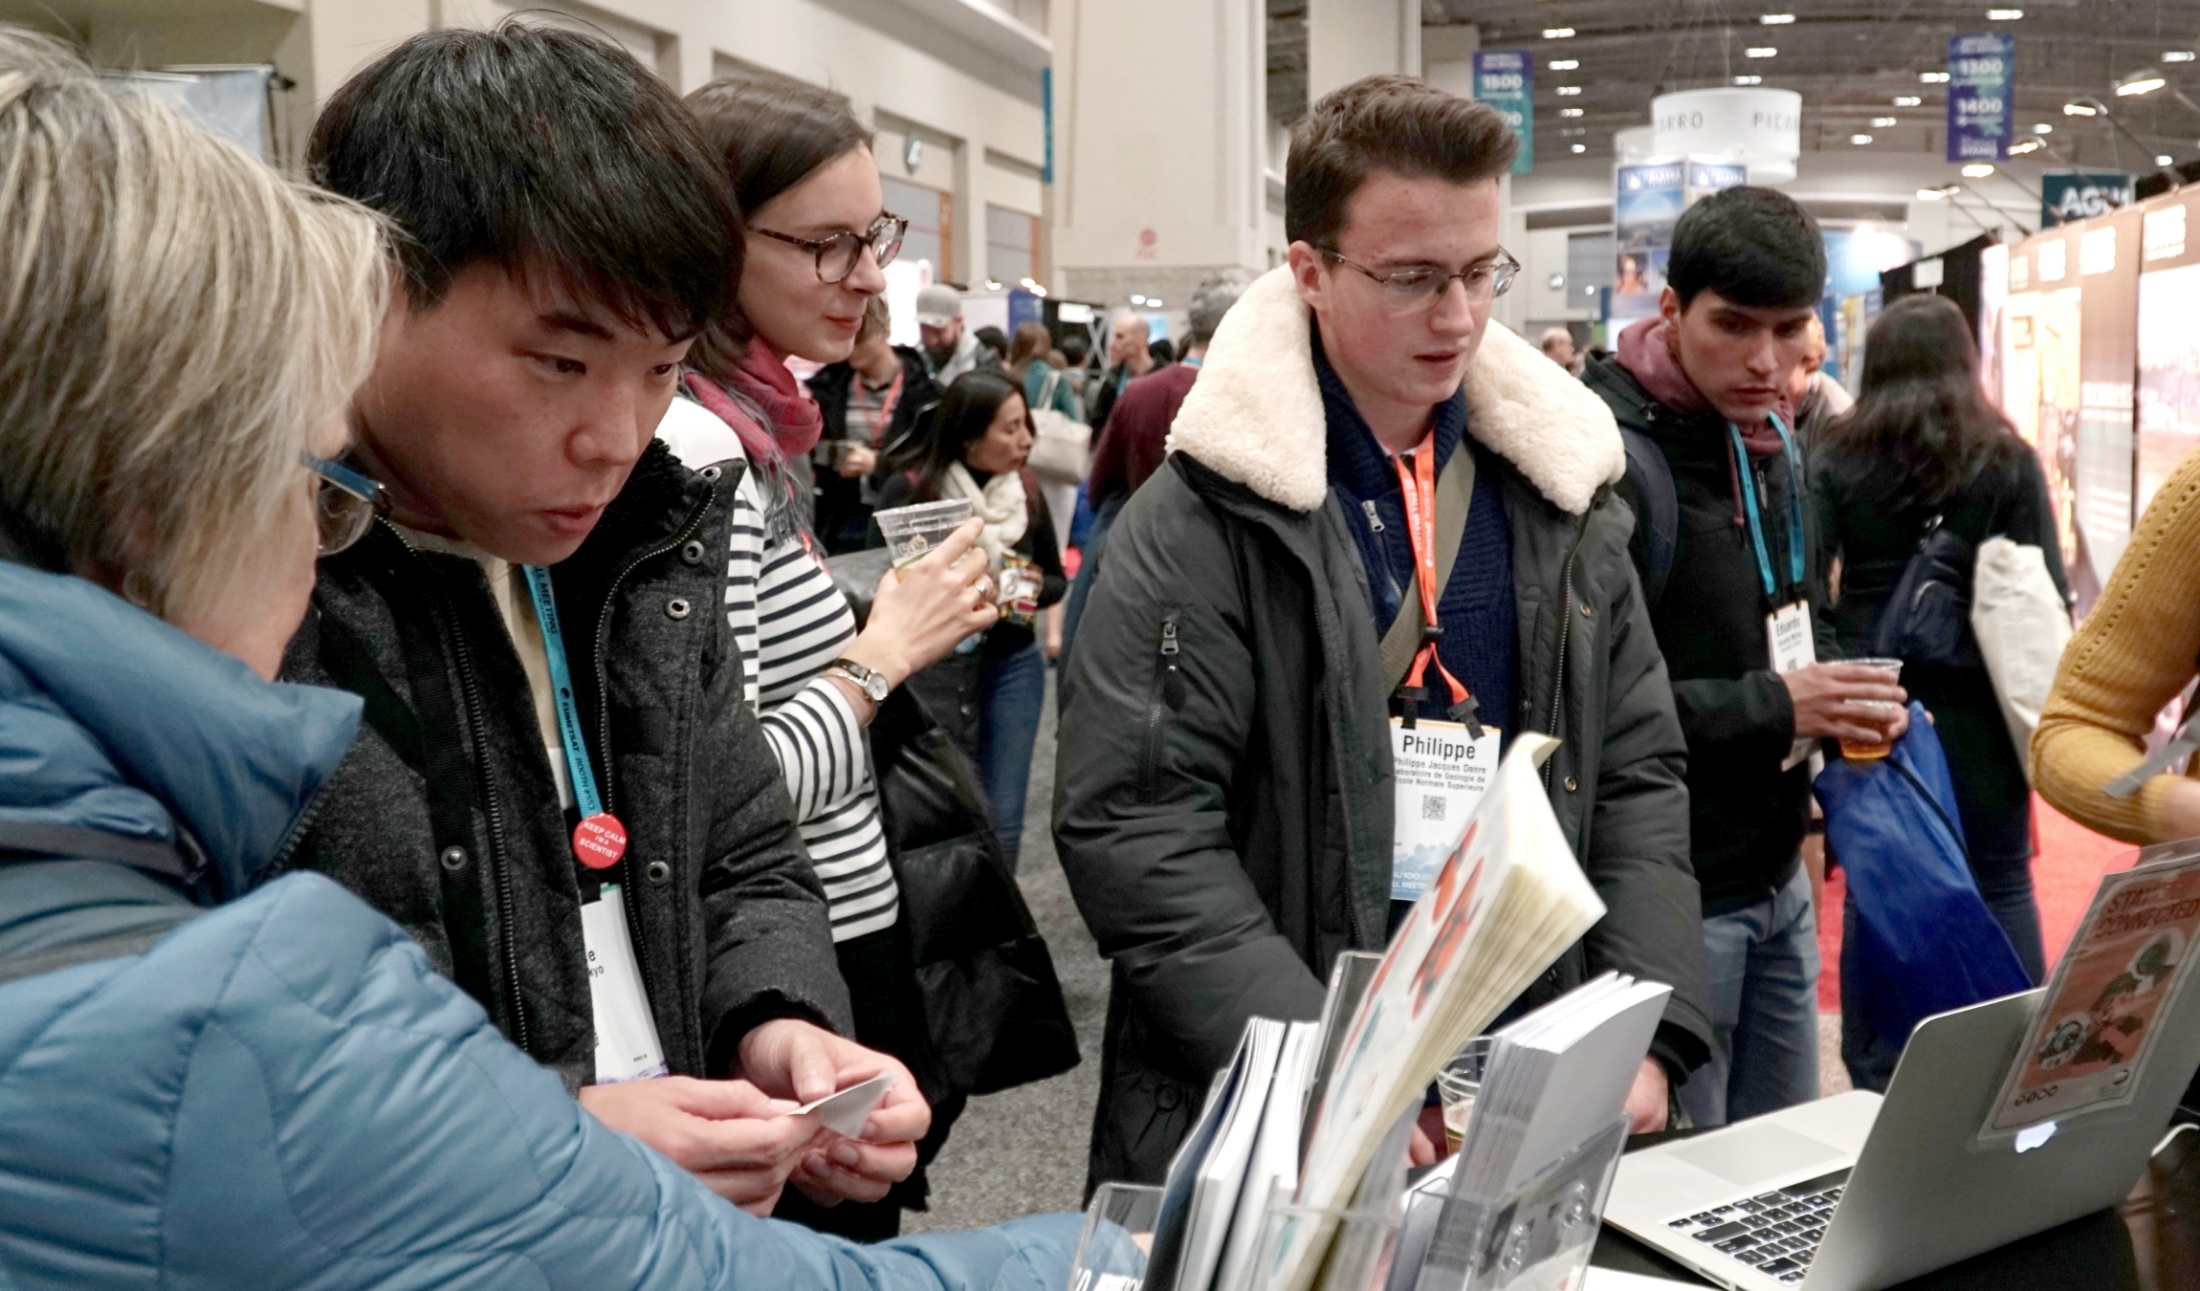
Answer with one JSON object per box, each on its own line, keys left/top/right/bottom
{"left": 1473, "top": 50, "right": 1534, "bottom": 176}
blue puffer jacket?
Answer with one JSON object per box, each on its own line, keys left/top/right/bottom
{"left": 0, "top": 557, "right": 1079, "bottom": 1290}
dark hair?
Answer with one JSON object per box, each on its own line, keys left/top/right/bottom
{"left": 889, "top": 369, "right": 1027, "bottom": 493}
{"left": 309, "top": 23, "right": 735, "bottom": 340}
{"left": 1060, "top": 330, "right": 1090, "bottom": 366}
{"left": 1285, "top": 74, "right": 1518, "bottom": 249}
{"left": 1008, "top": 320, "right": 1053, "bottom": 369}
{"left": 1148, "top": 337, "right": 1175, "bottom": 366}
{"left": 1820, "top": 293, "right": 2017, "bottom": 502}
{"left": 1668, "top": 186, "right": 1825, "bottom": 310}
{"left": 974, "top": 326, "right": 1009, "bottom": 360}
{"left": 684, "top": 67, "right": 874, "bottom": 369}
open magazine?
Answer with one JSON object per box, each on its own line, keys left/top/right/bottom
{"left": 1267, "top": 734, "right": 1609, "bottom": 1291}
{"left": 1981, "top": 839, "right": 2200, "bottom": 1137}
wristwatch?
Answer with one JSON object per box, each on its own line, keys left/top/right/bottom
{"left": 827, "top": 657, "right": 891, "bottom": 703}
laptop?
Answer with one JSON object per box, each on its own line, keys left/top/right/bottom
{"left": 1604, "top": 984, "right": 2200, "bottom": 1290}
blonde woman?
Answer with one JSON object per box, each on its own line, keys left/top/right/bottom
{"left": 0, "top": 30, "right": 1075, "bottom": 1288}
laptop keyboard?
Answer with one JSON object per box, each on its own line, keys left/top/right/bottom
{"left": 1664, "top": 1168, "right": 1851, "bottom": 1284}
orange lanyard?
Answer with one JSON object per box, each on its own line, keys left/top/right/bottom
{"left": 1392, "top": 435, "right": 1478, "bottom": 732}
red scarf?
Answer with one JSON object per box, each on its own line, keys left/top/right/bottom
{"left": 687, "top": 337, "right": 824, "bottom": 465}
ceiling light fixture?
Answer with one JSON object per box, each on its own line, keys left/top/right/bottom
{"left": 1895, "top": 95, "right": 1923, "bottom": 106}
{"left": 1852, "top": 134, "right": 1874, "bottom": 145}
{"left": 1986, "top": 8, "right": 2023, "bottom": 18}
{"left": 1917, "top": 186, "right": 1950, "bottom": 200}
{"left": 1550, "top": 58, "right": 1579, "bottom": 70}
{"left": 1734, "top": 75, "right": 1763, "bottom": 85}
{"left": 2167, "top": 51, "right": 2198, "bottom": 63}
{"left": 1962, "top": 162, "right": 1996, "bottom": 177}
{"left": 1761, "top": 12, "right": 1795, "bottom": 22}
{"left": 1542, "top": 27, "right": 1575, "bottom": 38}
{"left": 2118, "top": 69, "right": 2169, "bottom": 96}
{"left": 1559, "top": 107, "right": 1584, "bottom": 117}
{"left": 1746, "top": 46, "right": 1778, "bottom": 57}
{"left": 1556, "top": 85, "right": 1582, "bottom": 95}
{"left": 2034, "top": 122, "right": 2053, "bottom": 133}
{"left": 1921, "top": 71, "right": 1951, "bottom": 83}
{"left": 1571, "top": 143, "right": 1587, "bottom": 153}
{"left": 1872, "top": 116, "right": 1898, "bottom": 127}
{"left": 1130, "top": 294, "right": 1147, "bottom": 305}
{"left": 2064, "top": 100, "right": 2100, "bottom": 116}
{"left": 2160, "top": 155, "right": 2177, "bottom": 166}
{"left": 2007, "top": 138, "right": 2043, "bottom": 154}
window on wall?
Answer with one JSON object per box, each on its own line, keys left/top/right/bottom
{"left": 987, "top": 205, "right": 1039, "bottom": 287}
{"left": 881, "top": 175, "right": 953, "bottom": 285}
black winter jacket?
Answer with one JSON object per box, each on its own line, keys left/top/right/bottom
{"left": 1585, "top": 357, "right": 1840, "bottom": 910}
{"left": 282, "top": 444, "right": 852, "bottom": 1091}
{"left": 1056, "top": 270, "right": 1710, "bottom": 1190}
{"left": 807, "top": 346, "right": 939, "bottom": 554}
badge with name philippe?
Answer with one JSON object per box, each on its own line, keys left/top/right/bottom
{"left": 1390, "top": 717, "right": 1501, "bottom": 902}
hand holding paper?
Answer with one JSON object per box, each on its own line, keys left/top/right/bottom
{"left": 739, "top": 1018, "right": 931, "bottom": 1207}
{"left": 575, "top": 1076, "right": 818, "bottom": 1214}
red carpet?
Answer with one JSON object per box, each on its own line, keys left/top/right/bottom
{"left": 1816, "top": 794, "right": 2137, "bottom": 1012}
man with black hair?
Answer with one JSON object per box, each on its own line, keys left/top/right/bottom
{"left": 1584, "top": 185, "right": 1908, "bottom": 1127}
{"left": 1058, "top": 75, "right": 1709, "bottom": 1190}
{"left": 285, "top": 23, "right": 920, "bottom": 1216}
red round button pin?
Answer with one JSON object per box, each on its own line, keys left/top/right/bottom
{"left": 573, "top": 812, "right": 628, "bottom": 869}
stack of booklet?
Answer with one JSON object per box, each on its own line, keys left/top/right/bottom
{"left": 1133, "top": 734, "right": 1620, "bottom": 1291}
{"left": 1400, "top": 973, "right": 1672, "bottom": 1291}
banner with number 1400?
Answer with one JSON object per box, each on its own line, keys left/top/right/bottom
{"left": 1948, "top": 33, "right": 2014, "bottom": 162}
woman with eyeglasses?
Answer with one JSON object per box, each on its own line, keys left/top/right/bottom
{"left": 0, "top": 30, "right": 1082, "bottom": 1288}
{"left": 673, "top": 68, "right": 1003, "bottom": 1240}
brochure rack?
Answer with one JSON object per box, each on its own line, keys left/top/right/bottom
{"left": 1410, "top": 1117, "right": 1629, "bottom": 1291}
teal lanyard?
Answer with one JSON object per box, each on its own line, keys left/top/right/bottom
{"left": 521, "top": 565, "right": 605, "bottom": 822}
{"left": 1726, "top": 413, "right": 1806, "bottom": 603}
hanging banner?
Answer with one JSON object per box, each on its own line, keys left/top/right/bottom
{"left": 1473, "top": 50, "right": 1533, "bottom": 176}
{"left": 1948, "top": 33, "right": 2015, "bottom": 163}
{"left": 2042, "top": 173, "right": 2135, "bottom": 228}
{"left": 1613, "top": 161, "right": 1684, "bottom": 328}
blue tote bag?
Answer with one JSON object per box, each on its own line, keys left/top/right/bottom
{"left": 1815, "top": 702, "right": 2032, "bottom": 1050}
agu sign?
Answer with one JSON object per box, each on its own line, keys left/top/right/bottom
{"left": 2041, "top": 173, "right": 2134, "bottom": 227}
{"left": 1947, "top": 33, "right": 2014, "bottom": 162}
{"left": 1472, "top": 50, "right": 1533, "bottom": 176}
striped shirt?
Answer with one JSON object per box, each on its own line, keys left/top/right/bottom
{"left": 658, "top": 397, "right": 899, "bottom": 942}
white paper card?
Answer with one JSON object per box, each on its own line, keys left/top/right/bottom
{"left": 793, "top": 1072, "right": 897, "bottom": 1138}
{"left": 1389, "top": 717, "right": 1502, "bottom": 901}
{"left": 1765, "top": 600, "right": 1817, "bottom": 772}
{"left": 583, "top": 885, "right": 669, "bottom": 1084}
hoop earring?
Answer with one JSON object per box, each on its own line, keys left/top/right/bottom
{"left": 120, "top": 569, "right": 156, "bottom": 611}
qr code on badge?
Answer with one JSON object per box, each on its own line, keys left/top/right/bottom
{"left": 1420, "top": 795, "right": 1446, "bottom": 822}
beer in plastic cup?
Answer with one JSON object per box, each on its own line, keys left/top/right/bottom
{"left": 873, "top": 498, "right": 975, "bottom": 578}
{"left": 1839, "top": 657, "right": 1905, "bottom": 761}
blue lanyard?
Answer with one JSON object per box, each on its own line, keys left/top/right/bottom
{"left": 521, "top": 565, "right": 606, "bottom": 821}
{"left": 1726, "top": 413, "right": 1806, "bottom": 602}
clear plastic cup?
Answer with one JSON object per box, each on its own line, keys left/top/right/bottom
{"left": 1840, "top": 657, "right": 1905, "bottom": 761}
{"left": 1437, "top": 1037, "right": 1494, "bottom": 1153}
{"left": 873, "top": 498, "right": 974, "bottom": 577}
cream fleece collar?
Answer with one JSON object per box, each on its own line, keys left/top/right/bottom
{"left": 1164, "top": 266, "right": 1624, "bottom": 515}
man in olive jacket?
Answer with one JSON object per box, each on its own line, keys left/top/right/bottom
{"left": 1055, "top": 76, "right": 1710, "bottom": 1191}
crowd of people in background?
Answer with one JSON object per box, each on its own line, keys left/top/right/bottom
{"left": 6, "top": 14, "right": 2197, "bottom": 1290}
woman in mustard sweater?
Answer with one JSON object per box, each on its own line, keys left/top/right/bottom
{"left": 2033, "top": 447, "right": 2200, "bottom": 843}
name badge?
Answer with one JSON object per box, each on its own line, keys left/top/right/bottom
{"left": 581, "top": 884, "right": 669, "bottom": 1084}
{"left": 1765, "top": 600, "right": 1817, "bottom": 771}
{"left": 1390, "top": 717, "right": 1501, "bottom": 901}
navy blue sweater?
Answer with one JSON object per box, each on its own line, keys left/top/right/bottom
{"left": 1315, "top": 335, "right": 1516, "bottom": 733}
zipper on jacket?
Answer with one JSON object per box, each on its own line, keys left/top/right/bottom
{"left": 586, "top": 475, "right": 718, "bottom": 1038}
{"left": 1541, "top": 506, "right": 1596, "bottom": 791}
{"left": 380, "top": 518, "right": 532, "bottom": 1055}
{"left": 1137, "top": 611, "right": 1183, "bottom": 802}
{"left": 1361, "top": 500, "right": 1386, "bottom": 534}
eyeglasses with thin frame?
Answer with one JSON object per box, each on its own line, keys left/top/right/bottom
{"left": 751, "top": 213, "right": 909, "bottom": 284}
{"left": 301, "top": 452, "right": 386, "bottom": 556}
{"left": 1318, "top": 247, "right": 1522, "bottom": 309}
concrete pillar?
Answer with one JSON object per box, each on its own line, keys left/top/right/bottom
{"left": 1305, "top": 0, "right": 1419, "bottom": 103}
{"left": 1049, "top": 0, "right": 1267, "bottom": 313}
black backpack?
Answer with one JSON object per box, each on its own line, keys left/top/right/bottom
{"left": 1866, "top": 502, "right": 1990, "bottom": 669}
